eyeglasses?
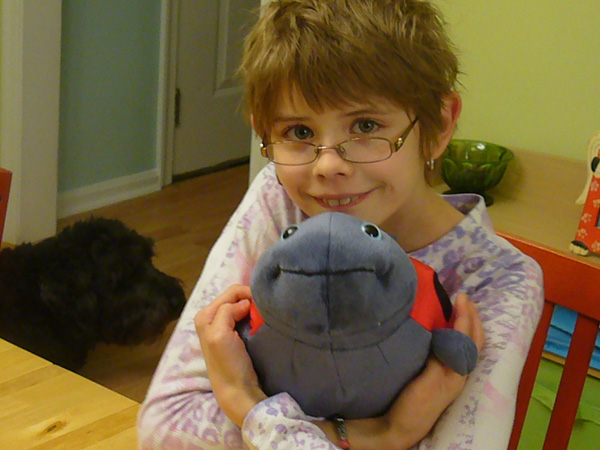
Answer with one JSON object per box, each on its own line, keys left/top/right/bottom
{"left": 261, "top": 118, "right": 418, "bottom": 166}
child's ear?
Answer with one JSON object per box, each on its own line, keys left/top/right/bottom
{"left": 431, "top": 92, "right": 462, "bottom": 159}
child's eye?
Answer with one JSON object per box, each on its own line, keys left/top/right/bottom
{"left": 352, "top": 119, "right": 379, "bottom": 134}
{"left": 286, "top": 125, "right": 314, "bottom": 141}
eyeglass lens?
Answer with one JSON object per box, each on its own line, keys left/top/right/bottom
{"left": 267, "top": 138, "right": 393, "bottom": 165}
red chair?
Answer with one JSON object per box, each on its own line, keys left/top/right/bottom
{"left": 500, "top": 232, "right": 600, "bottom": 450}
{"left": 0, "top": 168, "right": 12, "bottom": 244}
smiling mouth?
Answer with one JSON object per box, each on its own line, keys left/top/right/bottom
{"left": 321, "top": 195, "right": 361, "bottom": 207}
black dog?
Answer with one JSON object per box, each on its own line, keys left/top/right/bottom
{"left": 0, "top": 217, "right": 186, "bottom": 371}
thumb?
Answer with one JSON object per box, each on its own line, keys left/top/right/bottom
{"left": 454, "top": 294, "right": 485, "bottom": 352}
{"left": 454, "top": 294, "right": 469, "bottom": 319}
{"left": 231, "top": 298, "right": 251, "bottom": 322}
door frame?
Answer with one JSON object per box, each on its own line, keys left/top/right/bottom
{"left": 248, "top": 0, "right": 271, "bottom": 182}
{"left": 158, "top": 0, "right": 178, "bottom": 187}
{"left": 0, "top": 1, "right": 61, "bottom": 244}
{"left": 160, "top": 0, "right": 264, "bottom": 184}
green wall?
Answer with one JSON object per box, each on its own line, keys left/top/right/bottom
{"left": 436, "top": 0, "right": 600, "bottom": 161}
{"left": 58, "top": 0, "right": 161, "bottom": 192}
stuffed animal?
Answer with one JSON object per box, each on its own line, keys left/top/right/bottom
{"left": 0, "top": 217, "right": 186, "bottom": 371}
{"left": 238, "top": 212, "right": 478, "bottom": 419}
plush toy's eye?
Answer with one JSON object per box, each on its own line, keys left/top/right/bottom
{"left": 361, "top": 222, "right": 382, "bottom": 240}
{"left": 281, "top": 225, "right": 299, "bottom": 240}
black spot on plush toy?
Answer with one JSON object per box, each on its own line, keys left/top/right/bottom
{"left": 238, "top": 212, "right": 478, "bottom": 419}
{"left": 0, "top": 217, "right": 186, "bottom": 371}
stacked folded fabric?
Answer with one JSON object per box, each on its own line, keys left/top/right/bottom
{"left": 545, "top": 305, "right": 600, "bottom": 370}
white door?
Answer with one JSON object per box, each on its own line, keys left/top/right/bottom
{"left": 172, "top": 0, "right": 258, "bottom": 177}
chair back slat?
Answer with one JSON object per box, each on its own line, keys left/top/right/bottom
{"left": 499, "top": 231, "right": 600, "bottom": 450}
{"left": 543, "top": 315, "right": 599, "bottom": 450}
{"left": 508, "top": 301, "right": 554, "bottom": 449}
{"left": 505, "top": 234, "right": 600, "bottom": 320}
{"left": 0, "top": 168, "right": 12, "bottom": 244}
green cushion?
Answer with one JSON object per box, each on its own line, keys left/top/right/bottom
{"left": 518, "top": 359, "right": 600, "bottom": 449}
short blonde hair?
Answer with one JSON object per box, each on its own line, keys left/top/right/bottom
{"left": 240, "top": 0, "right": 459, "bottom": 154}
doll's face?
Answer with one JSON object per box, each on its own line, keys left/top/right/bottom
{"left": 250, "top": 212, "right": 418, "bottom": 343}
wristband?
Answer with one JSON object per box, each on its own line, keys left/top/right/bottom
{"left": 332, "top": 416, "right": 351, "bottom": 450}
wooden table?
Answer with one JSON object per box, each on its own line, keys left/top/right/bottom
{"left": 434, "top": 148, "right": 600, "bottom": 267}
{"left": 0, "top": 339, "right": 139, "bottom": 449}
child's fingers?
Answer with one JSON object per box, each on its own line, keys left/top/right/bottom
{"left": 452, "top": 294, "right": 470, "bottom": 332}
{"left": 212, "top": 299, "right": 251, "bottom": 330}
{"left": 196, "top": 284, "right": 252, "bottom": 327}
{"left": 469, "top": 302, "right": 485, "bottom": 351}
{"left": 197, "top": 300, "right": 251, "bottom": 358}
{"left": 454, "top": 294, "right": 485, "bottom": 351}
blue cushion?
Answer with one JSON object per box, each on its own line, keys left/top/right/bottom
{"left": 545, "top": 305, "right": 600, "bottom": 370}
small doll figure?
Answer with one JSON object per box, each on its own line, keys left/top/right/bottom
{"left": 571, "top": 130, "right": 600, "bottom": 256}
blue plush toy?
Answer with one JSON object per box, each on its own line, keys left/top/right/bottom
{"left": 238, "top": 212, "right": 478, "bottom": 419}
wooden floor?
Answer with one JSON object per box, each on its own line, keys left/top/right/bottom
{"left": 57, "top": 164, "right": 249, "bottom": 403}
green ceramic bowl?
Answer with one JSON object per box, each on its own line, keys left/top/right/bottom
{"left": 441, "top": 139, "right": 514, "bottom": 206}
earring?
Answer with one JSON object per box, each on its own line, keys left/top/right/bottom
{"left": 426, "top": 158, "right": 435, "bottom": 171}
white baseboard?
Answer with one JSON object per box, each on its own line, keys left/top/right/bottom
{"left": 57, "top": 169, "right": 161, "bottom": 219}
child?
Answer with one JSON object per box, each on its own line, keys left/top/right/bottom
{"left": 138, "top": 1, "right": 543, "bottom": 449}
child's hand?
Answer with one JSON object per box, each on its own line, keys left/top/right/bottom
{"left": 195, "top": 284, "right": 267, "bottom": 427}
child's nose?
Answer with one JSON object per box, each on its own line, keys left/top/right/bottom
{"left": 312, "top": 146, "right": 354, "bottom": 178}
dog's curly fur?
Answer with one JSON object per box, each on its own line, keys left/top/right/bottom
{"left": 0, "top": 217, "right": 186, "bottom": 371}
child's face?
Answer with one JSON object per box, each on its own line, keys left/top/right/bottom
{"left": 268, "top": 90, "right": 436, "bottom": 236}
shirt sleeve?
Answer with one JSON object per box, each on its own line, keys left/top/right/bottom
{"left": 242, "top": 393, "right": 340, "bottom": 450}
{"left": 416, "top": 233, "right": 544, "bottom": 450}
{"left": 137, "top": 164, "right": 336, "bottom": 450}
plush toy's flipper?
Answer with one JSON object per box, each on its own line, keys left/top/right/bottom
{"left": 431, "top": 328, "right": 478, "bottom": 375}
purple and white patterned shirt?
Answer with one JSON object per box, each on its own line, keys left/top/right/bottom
{"left": 138, "top": 163, "right": 543, "bottom": 450}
